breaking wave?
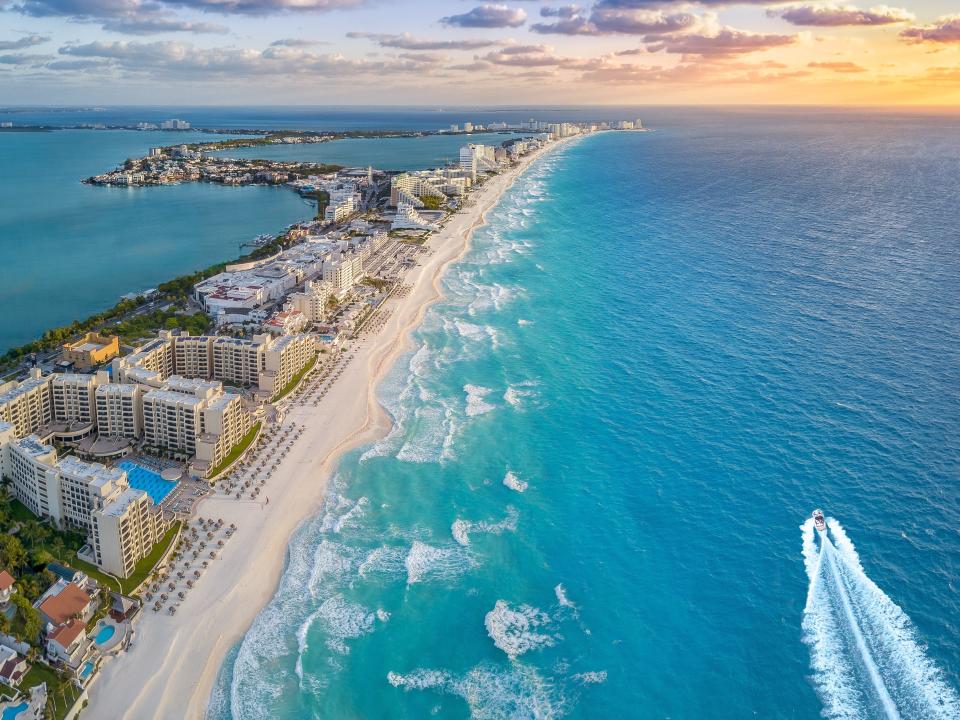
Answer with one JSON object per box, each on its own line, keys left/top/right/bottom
{"left": 388, "top": 662, "right": 566, "bottom": 720}
{"left": 451, "top": 506, "right": 519, "bottom": 547}
{"left": 485, "top": 600, "right": 559, "bottom": 660}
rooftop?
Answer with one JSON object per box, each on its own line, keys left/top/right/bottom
{"left": 48, "top": 618, "right": 86, "bottom": 648}
{"left": 38, "top": 582, "right": 91, "bottom": 625}
{"left": 100, "top": 488, "right": 149, "bottom": 517}
{"left": 13, "top": 434, "right": 56, "bottom": 459}
{"left": 57, "top": 455, "right": 126, "bottom": 491}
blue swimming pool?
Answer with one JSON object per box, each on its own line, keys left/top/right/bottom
{"left": 1, "top": 702, "right": 28, "bottom": 720}
{"left": 118, "top": 461, "right": 177, "bottom": 504}
{"left": 93, "top": 622, "right": 115, "bottom": 646}
{"left": 79, "top": 660, "right": 95, "bottom": 680}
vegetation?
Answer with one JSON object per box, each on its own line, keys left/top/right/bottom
{"left": 0, "top": 493, "right": 86, "bottom": 646}
{"left": 361, "top": 276, "right": 391, "bottom": 291}
{"left": 20, "top": 662, "right": 82, "bottom": 720}
{"left": 315, "top": 189, "right": 330, "bottom": 220}
{"left": 419, "top": 195, "right": 446, "bottom": 211}
{"left": 111, "top": 308, "right": 212, "bottom": 342}
{"left": 271, "top": 354, "right": 318, "bottom": 403}
{"left": 208, "top": 423, "right": 261, "bottom": 479}
{"left": 70, "top": 522, "right": 181, "bottom": 595}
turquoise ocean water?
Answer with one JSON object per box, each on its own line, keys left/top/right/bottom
{"left": 209, "top": 114, "right": 960, "bottom": 719}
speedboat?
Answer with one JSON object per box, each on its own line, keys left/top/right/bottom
{"left": 812, "top": 509, "right": 826, "bottom": 533}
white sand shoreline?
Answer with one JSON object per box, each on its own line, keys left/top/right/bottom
{"left": 84, "top": 132, "right": 583, "bottom": 720}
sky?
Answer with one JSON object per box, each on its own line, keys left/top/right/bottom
{"left": 1, "top": 0, "right": 960, "bottom": 105}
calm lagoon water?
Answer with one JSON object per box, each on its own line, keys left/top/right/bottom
{"left": 0, "top": 129, "right": 312, "bottom": 352}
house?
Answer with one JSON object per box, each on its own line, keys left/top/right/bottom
{"left": 46, "top": 619, "right": 90, "bottom": 670}
{"left": 0, "top": 646, "right": 28, "bottom": 687}
{"left": 0, "top": 571, "right": 14, "bottom": 606}
{"left": 36, "top": 581, "right": 95, "bottom": 627}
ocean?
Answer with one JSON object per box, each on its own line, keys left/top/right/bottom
{"left": 207, "top": 111, "right": 960, "bottom": 719}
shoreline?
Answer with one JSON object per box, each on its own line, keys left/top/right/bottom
{"left": 84, "top": 132, "right": 584, "bottom": 719}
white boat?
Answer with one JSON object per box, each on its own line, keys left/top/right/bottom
{"left": 812, "top": 509, "right": 826, "bottom": 533}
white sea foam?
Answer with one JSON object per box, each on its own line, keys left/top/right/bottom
{"left": 503, "top": 470, "right": 528, "bottom": 493}
{"left": 485, "top": 600, "right": 558, "bottom": 660}
{"left": 504, "top": 381, "right": 538, "bottom": 409}
{"left": 554, "top": 583, "right": 576, "bottom": 611}
{"left": 358, "top": 544, "right": 408, "bottom": 579}
{"left": 308, "top": 540, "right": 356, "bottom": 598}
{"left": 388, "top": 662, "right": 564, "bottom": 720}
{"left": 451, "top": 507, "right": 519, "bottom": 547}
{"left": 295, "top": 607, "right": 320, "bottom": 682}
{"left": 316, "top": 595, "right": 376, "bottom": 655}
{"left": 573, "top": 671, "right": 607, "bottom": 685}
{"left": 464, "top": 384, "right": 496, "bottom": 417}
{"left": 405, "top": 540, "right": 473, "bottom": 585}
{"left": 801, "top": 517, "right": 960, "bottom": 719}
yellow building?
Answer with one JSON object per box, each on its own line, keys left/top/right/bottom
{"left": 62, "top": 333, "right": 120, "bottom": 370}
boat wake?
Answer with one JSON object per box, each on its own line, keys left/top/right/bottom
{"left": 801, "top": 517, "right": 960, "bottom": 720}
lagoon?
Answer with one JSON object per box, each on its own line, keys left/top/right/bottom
{"left": 0, "top": 129, "right": 311, "bottom": 353}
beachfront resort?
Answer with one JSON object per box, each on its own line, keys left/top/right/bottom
{"left": 0, "top": 116, "right": 642, "bottom": 719}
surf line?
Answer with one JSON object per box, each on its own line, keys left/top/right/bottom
{"left": 822, "top": 539, "right": 901, "bottom": 720}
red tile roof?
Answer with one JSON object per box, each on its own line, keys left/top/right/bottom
{"left": 38, "top": 582, "right": 90, "bottom": 625}
{"left": 48, "top": 618, "right": 85, "bottom": 648}
{"left": 0, "top": 570, "right": 14, "bottom": 592}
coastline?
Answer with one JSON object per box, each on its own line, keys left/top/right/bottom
{"left": 84, "top": 132, "right": 584, "bottom": 720}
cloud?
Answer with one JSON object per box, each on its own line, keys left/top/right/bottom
{"left": 540, "top": 4, "right": 580, "bottom": 18}
{"left": 531, "top": 6, "right": 697, "bottom": 35}
{"left": 45, "top": 58, "right": 113, "bottom": 69}
{"left": 56, "top": 39, "right": 446, "bottom": 80}
{"left": 900, "top": 15, "right": 960, "bottom": 43}
{"left": 6, "top": 0, "right": 229, "bottom": 33}
{"left": 592, "top": 0, "right": 768, "bottom": 7}
{"left": 772, "top": 4, "right": 913, "bottom": 27}
{"left": 0, "top": 34, "right": 49, "bottom": 50}
{"left": 7, "top": 0, "right": 366, "bottom": 19}
{"left": 346, "top": 31, "right": 499, "bottom": 50}
{"left": 807, "top": 60, "right": 866, "bottom": 71}
{"left": 0, "top": 52, "right": 52, "bottom": 64}
{"left": 441, "top": 4, "right": 527, "bottom": 28}
{"left": 592, "top": 8, "right": 697, "bottom": 33}
{"left": 153, "top": 0, "right": 366, "bottom": 13}
{"left": 530, "top": 16, "right": 595, "bottom": 34}
{"left": 645, "top": 28, "right": 796, "bottom": 56}
{"left": 270, "top": 37, "right": 324, "bottom": 47}
{"left": 101, "top": 17, "right": 229, "bottom": 34}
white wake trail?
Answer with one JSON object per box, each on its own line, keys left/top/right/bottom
{"left": 801, "top": 517, "right": 960, "bottom": 720}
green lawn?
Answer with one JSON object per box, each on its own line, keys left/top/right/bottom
{"left": 270, "top": 354, "right": 318, "bottom": 403}
{"left": 208, "top": 422, "right": 262, "bottom": 479}
{"left": 66, "top": 522, "right": 181, "bottom": 596}
{"left": 19, "top": 662, "right": 81, "bottom": 720}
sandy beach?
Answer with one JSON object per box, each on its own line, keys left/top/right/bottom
{"left": 84, "top": 133, "right": 580, "bottom": 720}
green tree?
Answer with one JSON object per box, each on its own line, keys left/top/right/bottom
{"left": 0, "top": 534, "right": 26, "bottom": 571}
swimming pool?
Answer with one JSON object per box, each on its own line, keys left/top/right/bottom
{"left": 93, "top": 621, "right": 115, "bottom": 646}
{"left": 1, "top": 702, "right": 28, "bottom": 720}
{"left": 79, "top": 660, "right": 95, "bottom": 680}
{"left": 118, "top": 460, "right": 177, "bottom": 504}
